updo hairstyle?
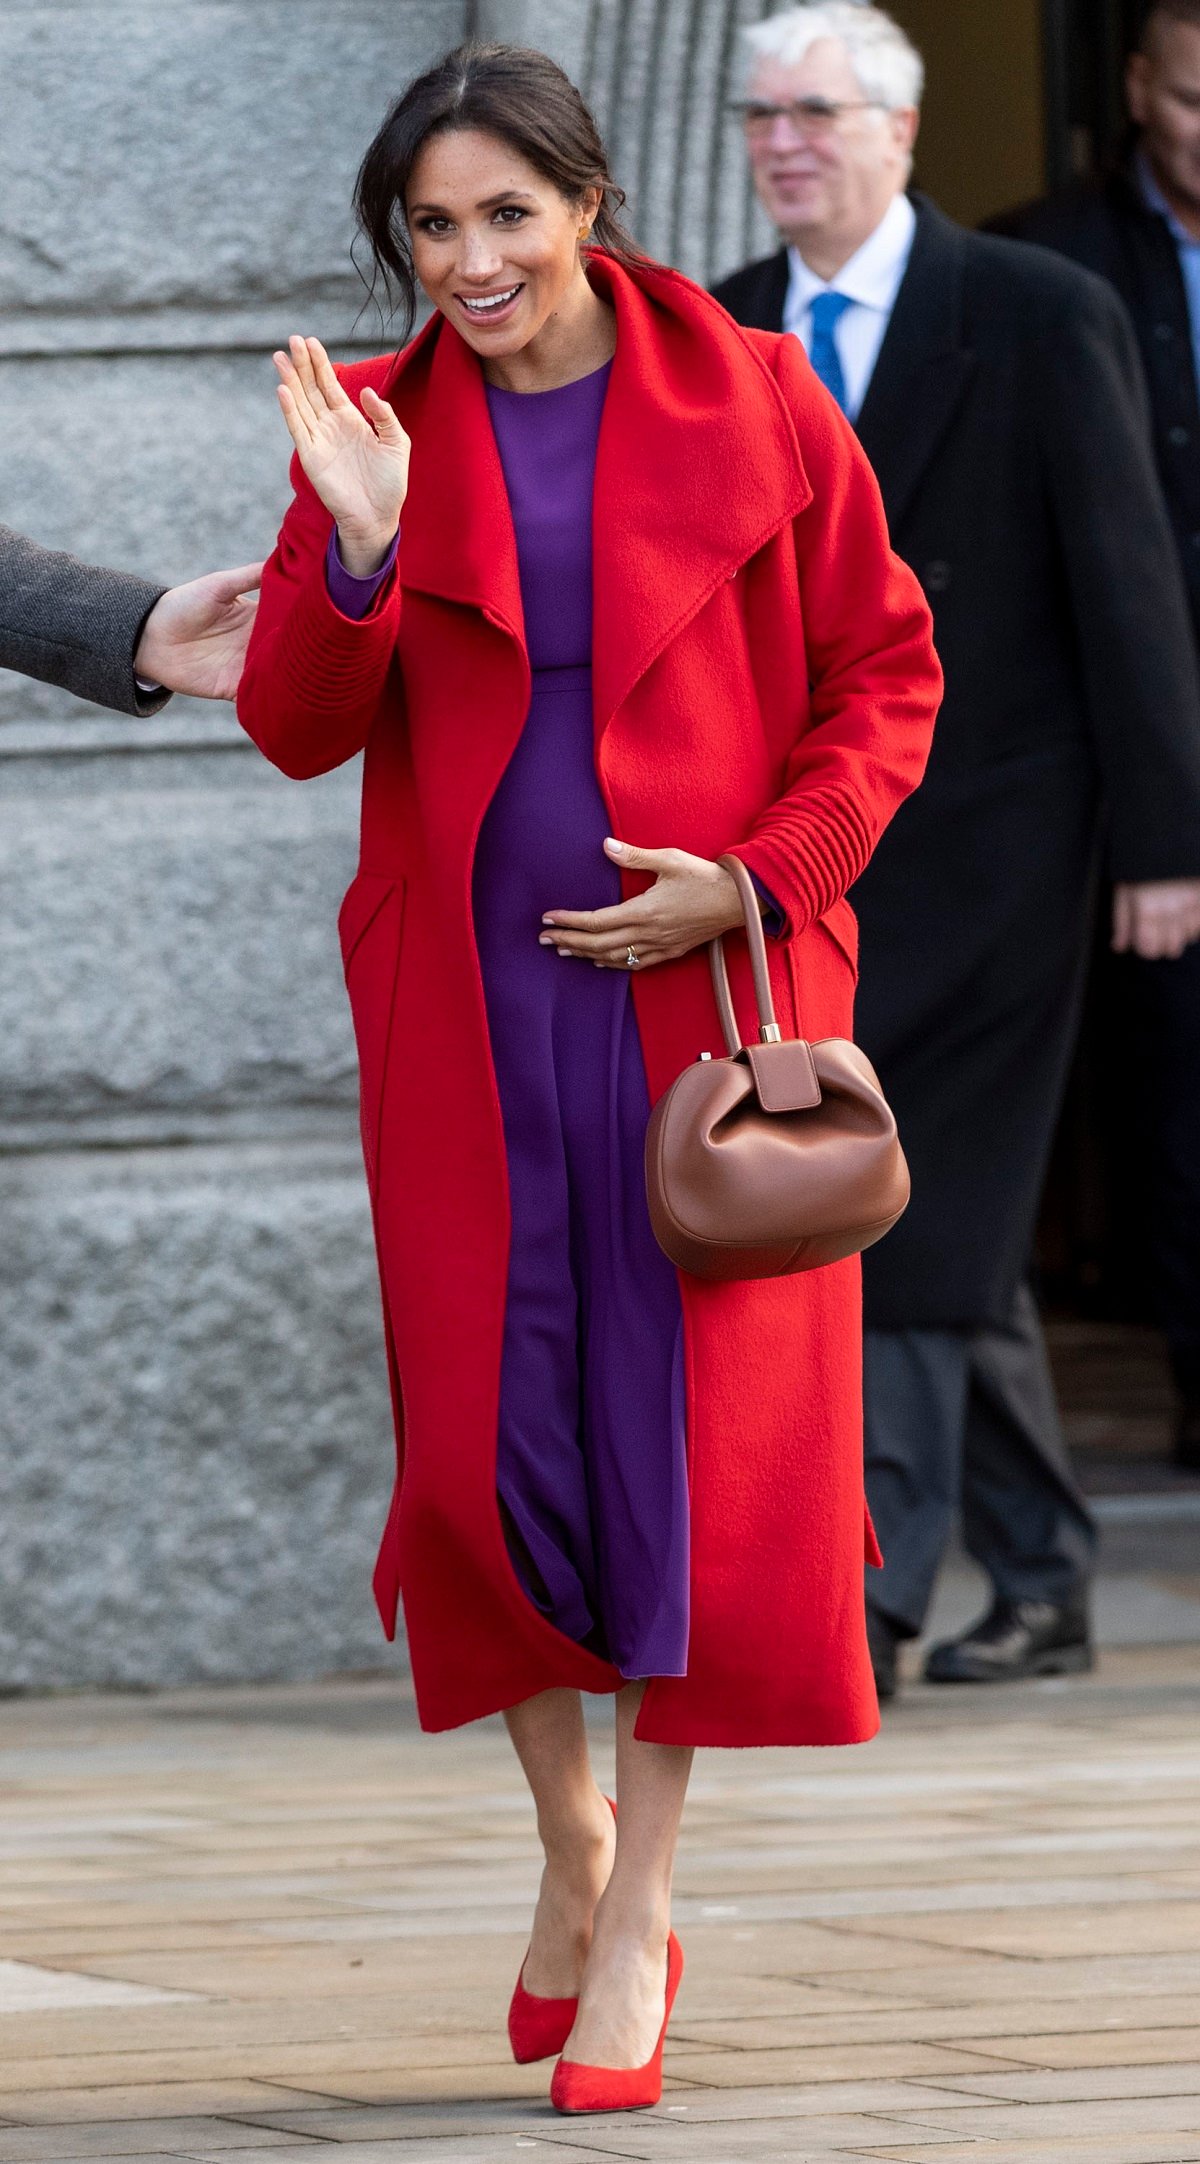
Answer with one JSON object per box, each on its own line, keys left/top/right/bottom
{"left": 354, "top": 41, "right": 644, "bottom": 341}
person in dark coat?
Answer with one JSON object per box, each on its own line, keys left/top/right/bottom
{"left": 995, "top": 0, "right": 1200, "bottom": 1471}
{"left": 713, "top": 1, "right": 1200, "bottom": 1695}
{"left": 0, "top": 526, "right": 261, "bottom": 711}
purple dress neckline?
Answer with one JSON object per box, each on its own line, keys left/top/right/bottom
{"left": 485, "top": 358, "right": 614, "bottom": 399}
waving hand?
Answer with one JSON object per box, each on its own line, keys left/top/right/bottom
{"left": 273, "top": 335, "right": 410, "bottom": 576}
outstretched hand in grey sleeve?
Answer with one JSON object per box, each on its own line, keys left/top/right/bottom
{"left": 134, "top": 561, "right": 263, "bottom": 702}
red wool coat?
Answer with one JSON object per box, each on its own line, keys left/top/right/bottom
{"left": 238, "top": 253, "right": 941, "bottom": 1747}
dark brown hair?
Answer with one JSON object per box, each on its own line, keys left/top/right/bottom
{"left": 354, "top": 41, "right": 645, "bottom": 341}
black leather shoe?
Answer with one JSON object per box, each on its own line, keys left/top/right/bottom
{"left": 866, "top": 1605, "right": 900, "bottom": 1702}
{"left": 1174, "top": 1404, "right": 1200, "bottom": 1474}
{"left": 923, "top": 1597, "right": 1093, "bottom": 1685}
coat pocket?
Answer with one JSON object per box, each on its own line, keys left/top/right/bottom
{"left": 338, "top": 870, "right": 406, "bottom": 1199}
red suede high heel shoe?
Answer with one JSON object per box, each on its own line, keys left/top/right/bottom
{"left": 507, "top": 1796, "right": 616, "bottom": 2066}
{"left": 550, "top": 1929, "right": 684, "bottom": 2114}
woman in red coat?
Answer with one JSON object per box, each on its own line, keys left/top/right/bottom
{"left": 239, "top": 40, "right": 940, "bottom": 2114}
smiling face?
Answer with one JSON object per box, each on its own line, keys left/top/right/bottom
{"left": 407, "top": 127, "right": 602, "bottom": 359}
{"left": 1129, "top": 13, "right": 1200, "bottom": 233}
{"left": 745, "top": 37, "right": 917, "bottom": 271}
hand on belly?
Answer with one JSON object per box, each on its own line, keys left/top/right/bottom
{"left": 539, "top": 838, "right": 749, "bottom": 970}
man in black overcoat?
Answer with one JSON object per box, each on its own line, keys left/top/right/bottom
{"left": 996, "top": 0, "right": 1200, "bottom": 1470}
{"left": 713, "top": 2, "right": 1200, "bottom": 1695}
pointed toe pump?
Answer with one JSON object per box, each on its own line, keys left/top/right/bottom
{"left": 550, "top": 1929, "right": 684, "bottom": 2115}
{"left": 507, "top": 1796, "right": 616, "bottom": 2065}
{"left": 508, "top": 1969, "right": 583, "bottom": 2068}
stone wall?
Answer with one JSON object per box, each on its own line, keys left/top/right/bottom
{"left": 0, "top": 0, "right": 777, "bottom": 1689}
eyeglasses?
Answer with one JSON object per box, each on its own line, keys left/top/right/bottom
{"left": 730, "top": 96, "right": 888, "bottom": 140}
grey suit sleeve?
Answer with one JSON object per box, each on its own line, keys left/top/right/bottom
{"left": 0, "top": 524, "right": 171, "bottom": 716}
{"left": 1035, "top": 282, "right": 1200, "bottom": 880}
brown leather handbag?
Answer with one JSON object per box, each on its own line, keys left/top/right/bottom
{"left": 644, "top": 855, "right": 910, "bottom": 1281}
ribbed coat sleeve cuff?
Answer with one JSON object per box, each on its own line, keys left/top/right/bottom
{"left": 727, "top": 786, "right": 876, "bottom": 939}
{"left": 237, "top": 540, "right": 403, "bottom": 780}
{"left": 278, "top": 552, "right": 400, "bottom": 705}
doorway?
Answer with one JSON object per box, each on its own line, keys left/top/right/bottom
{"left": 888, "top": 0, "right": 1141, "bottom": 219}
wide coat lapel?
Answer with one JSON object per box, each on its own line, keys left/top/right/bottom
{"left": 586, "top": 254, "right": 812, "bottom": 734}
{"left": 855, "top": 199, "right": 977, "bottom": 533}
{"left": 375, "top": 254, "right": 812, "bottom": 730}
{"left": 379, "top": 313, "right": 526, "bottom": 643}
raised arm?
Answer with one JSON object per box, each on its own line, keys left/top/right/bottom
{"left": 237, "top": 338, "right": 410, "bottom": 779}
{"left": 730, "top": 336, "right": 942, "bottom": 936}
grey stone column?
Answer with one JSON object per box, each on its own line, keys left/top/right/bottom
{"left": 0, "top": 2, "right": 466, "bottom": 1690}
{"left": 1, "top": 0, "right": 777, "bottom": 1690}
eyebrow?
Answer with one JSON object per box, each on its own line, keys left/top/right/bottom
{"left": 408, "top": 189, "right": 539, "bottom": 215}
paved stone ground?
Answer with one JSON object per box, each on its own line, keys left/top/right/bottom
{"left": 3, "top": 1654, "right": 1200, "bottom": 2164}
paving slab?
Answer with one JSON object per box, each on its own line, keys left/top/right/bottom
{"left": 668, "top": 1995, "right": 1200, "bottom": 2050}
{"left": 0, "top": 1965, "right": 191, "bottom": 2015}
{"left": 872, "top": 2093, "right": 1200, "bottom": 2135}
{"left": 617, "top": 2044, "right": 1027, "bottom": 2089}
{"left": 179, "top": 2129, "right": 939, "bottom": 2160}
{"left": 932, "top": 2060, "right": 1200, "bottom": 2102}
{"left": 818, "top": 1951, "right": 1200, "bottom": 2001}
{"left": 866, "top": 2142, "right": 1200, "bottom": 2164}
{"left": 1, "top": 2155, "right": 191, "bottom": 2164}
{"left": 184, "top": 2146, "right": 653, "bottom": 2164}
{"left": 201, "top": 2108, "right": 640, "bottom": 2145}
{"left": 0, "top": 2128, "right": 300, "bottom": 2163}
{"left": 820, "top": 1895, "right": 1200, "bottom": 1960}
{"left": 955, "top": 2026, "right": 1200, "bottom": 2069}
{"left": 0, "top": 2094, "right": 352, "bottom": 2131}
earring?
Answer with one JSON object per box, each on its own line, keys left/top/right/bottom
{"left": 579, "top": 224, "right": 591, "bottom": 241}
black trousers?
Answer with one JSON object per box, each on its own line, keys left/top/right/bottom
{"left": 864, "top": 1283, "right": 1098, "bottom": 1639}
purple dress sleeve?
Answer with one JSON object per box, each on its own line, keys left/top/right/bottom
{"left": 324, "top": 529, "right": 400, "bottom": 620}
{"left": 750, "top": 870, "right": 786, "bottom": 938}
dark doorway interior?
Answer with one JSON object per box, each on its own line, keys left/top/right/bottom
{"left": 1043, "top": 0, "right": 1142, "bottom": 187}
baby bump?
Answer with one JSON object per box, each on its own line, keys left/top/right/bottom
{"left": 473, "top": 666, "right": 620, "bottom": 942}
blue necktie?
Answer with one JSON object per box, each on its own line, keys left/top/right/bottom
{"left": 808, "top": 290, "right": 853, "bottom": 412}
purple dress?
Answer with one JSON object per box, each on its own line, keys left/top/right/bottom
{"left": 326, "top": 362, "right": 690, "bottom": 1681}
{"left": 470, "top": 362, "right": 690, "bottom": 1680}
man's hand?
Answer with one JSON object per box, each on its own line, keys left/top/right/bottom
{"left": 1112, "top": 879, "right": 1200, "bottom": 960}
{"left": 134, "top": 562, "right": 263, "bottom": 702}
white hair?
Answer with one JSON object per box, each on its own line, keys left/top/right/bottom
{"left": 741, "top": 3, "right": 925, "bottom": 111}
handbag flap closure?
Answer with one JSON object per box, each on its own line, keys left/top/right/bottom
{"left": 745, "top": 1039, "right": 822, "bottom": 1114}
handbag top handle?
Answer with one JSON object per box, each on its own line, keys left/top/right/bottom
{"left": 710, "top": 855, "right": 783, "bottom": 1057}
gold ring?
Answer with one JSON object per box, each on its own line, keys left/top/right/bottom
{"left": 626, "top": 946, "right": 640, "bottom": 969}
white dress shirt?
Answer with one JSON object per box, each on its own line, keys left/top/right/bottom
{"left": 782, "top": 192, "right": 917, "bottom": 420}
